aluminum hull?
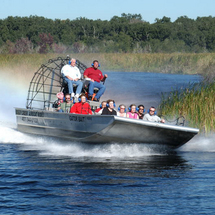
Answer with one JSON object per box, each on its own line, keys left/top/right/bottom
{"left": 15, "top": 108, "right": 199, "bottom": 149}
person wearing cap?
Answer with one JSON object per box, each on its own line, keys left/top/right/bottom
{"left": 56, "top": 92, "right": 64, "bottom": 105}
{"left": 52, "top": 91, "right": 64, "bottom": 109}
{"left": 61, "top": 58, "right": 83, "bottom": 99}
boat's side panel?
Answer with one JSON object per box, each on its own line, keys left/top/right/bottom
{"left": 98, "top": 118, "right": 197, "bottom": 148}
{"left": 15, "top": 108, "right": 115, "bottom": 140}
{"left": 15, "top": 108, "right": 199, "bottom": 148}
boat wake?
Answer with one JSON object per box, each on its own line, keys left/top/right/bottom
{"left": 179, "top": 134, "right": 215, "bottom": 152}
{"left": 0, "top": 123, "right": 215, "bottom": 160}
{"left": 0, "top": 123, "right": 170, "bottom": 159}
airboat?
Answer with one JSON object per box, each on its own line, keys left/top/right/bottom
{"left": 15, "top": 56, "right": 199, "bottom": 149}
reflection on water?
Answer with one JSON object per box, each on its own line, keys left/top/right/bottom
{"left": 103, "top": 72, "right": 201, "bottom": 109}
{"left": 11, "top": 141, "right": 191, "bottom": 182}
{"left": 0, "top": 141, "right": 196, "bottom": 215}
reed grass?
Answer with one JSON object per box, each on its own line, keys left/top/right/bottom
{"left": 159, "top": 81, "right": 215, "bottom": 134}
{"left": 1, "top": 53, "right": 215, "bottom": 76}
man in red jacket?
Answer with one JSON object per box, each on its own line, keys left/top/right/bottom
{"left": 83, "top": 60, "right": 108, "bottom": 101}
{"left": 70, "top": 94, "right": 92, "bottom": 115}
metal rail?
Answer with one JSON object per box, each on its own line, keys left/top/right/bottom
{"left": 26, "top": 56, "right": 87, "bottom": 110}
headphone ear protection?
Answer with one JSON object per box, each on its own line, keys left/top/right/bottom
{"left": 138, "top": 105, "right": 145, "bottom": 113}
{"left": 147, "top": 109, "right": 157, "bottom": 115}
{"left": 128, "top": 106, "right": 138, "bottom": 112}
{"left": 106, "top": 102, "right": 116, "bottom": 108}
{"left": 118, "top": 106, "right": 127, "bottom": 112}
{"left": 100, "top": 104, "right": 102, "bottom": 108}
{"left": 78, "top": 97, "right": 87, "bottom": 102}
{"left": 69, "top": 60, "right": 77, "bottom": 64}
{"left": 92, "top": 62, "right": 100, "bottom": 67}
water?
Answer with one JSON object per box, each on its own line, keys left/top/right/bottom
{"left": 1, "top": 71, "right": 215, "bottom": 214}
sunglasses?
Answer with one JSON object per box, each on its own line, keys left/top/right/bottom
{"left": 150, "top": 109, "right": 155, "bottom": 112}
{"left": 65, "top": 97, "right": 71, "bottom": 99}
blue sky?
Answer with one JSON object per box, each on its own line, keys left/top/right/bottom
{"left": 1, "top": 0, "right": 214, "bottom": 23}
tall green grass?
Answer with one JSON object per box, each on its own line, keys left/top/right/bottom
{"left": 1, "top": 53, "right": 215, "bottom": 76}
{"left": 159, "top": 81, "right": 215, "bottom": 134}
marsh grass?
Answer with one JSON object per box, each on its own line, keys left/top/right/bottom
{"left": 159, "top": 81, "right": 215, "bottom": 134}
{"left": 1, "top": 53, "right": 215, "bottom": 75}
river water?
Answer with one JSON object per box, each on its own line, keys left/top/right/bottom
{"left": 1, "top": 71, "right": 215, "bottom": 214}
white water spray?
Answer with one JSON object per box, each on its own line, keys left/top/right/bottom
{"left": 179, "top": 135, "right": 215, "bottom": 152}
{"left": 0, "top": 123, "right": 166, "bottom": 158}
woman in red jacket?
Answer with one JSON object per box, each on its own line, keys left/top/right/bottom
{"left": 70, "top": 94, "right": 92, "bottom": 115}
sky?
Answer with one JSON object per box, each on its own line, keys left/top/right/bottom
{"left": 0, "top": 0, "right": 214, "bottom": 23}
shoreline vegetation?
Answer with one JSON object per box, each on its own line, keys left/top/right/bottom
{"left": 1, "top": 53, "right": 214, "bottom": 134}
{"left": 159, "top": 81, "right": 215, "bottom": 134}
{"left": 1, "top": 53, "right": 215, "bottom": 75}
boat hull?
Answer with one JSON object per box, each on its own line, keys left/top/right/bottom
{"left": 15, "top": 108, "right": 199, "bottom": 149}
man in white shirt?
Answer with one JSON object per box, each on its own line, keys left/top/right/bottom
{"left": 143, "top": 106, "right": 165, "bottom": 123}
{"left": 61, "top": 58, "right": 83, "bottom": 99}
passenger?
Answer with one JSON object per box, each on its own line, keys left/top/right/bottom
{"left": 143, "top": 106, "right": 165, "bottom": 123}
{"left": 94, "top": 101, "right": 107, "bottom": 115}
{"left": 127, "top": 104, "right": 139, "bottom": 119}
{"left": 56, "top": 92, "right": 64, "bottom": 105}
{"left": 52, "top": 92, "right": 64, "bottom": 109}
{"left": 70, "top": 94, "right": 92, "bottom": 115}
{"left": 117, "top": 104, "right": 127, "bottom": 117}
{"left": 57, "top": 93, "right": 73, "bottom": 113}
{"left": 83, "top": 60, "right": 108, "bottom": 101}
{"left": 101, "top": 99, "right": 117, "bottom": 115}
{"left": 137, "top": 104, "right": 145, "bottom": 119}
{"left": 61, "top": 58, "right": 83, "bottom": 100}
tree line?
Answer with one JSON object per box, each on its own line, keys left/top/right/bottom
{"left": 0, "top": 13, "right": 215, "bottom": 54}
